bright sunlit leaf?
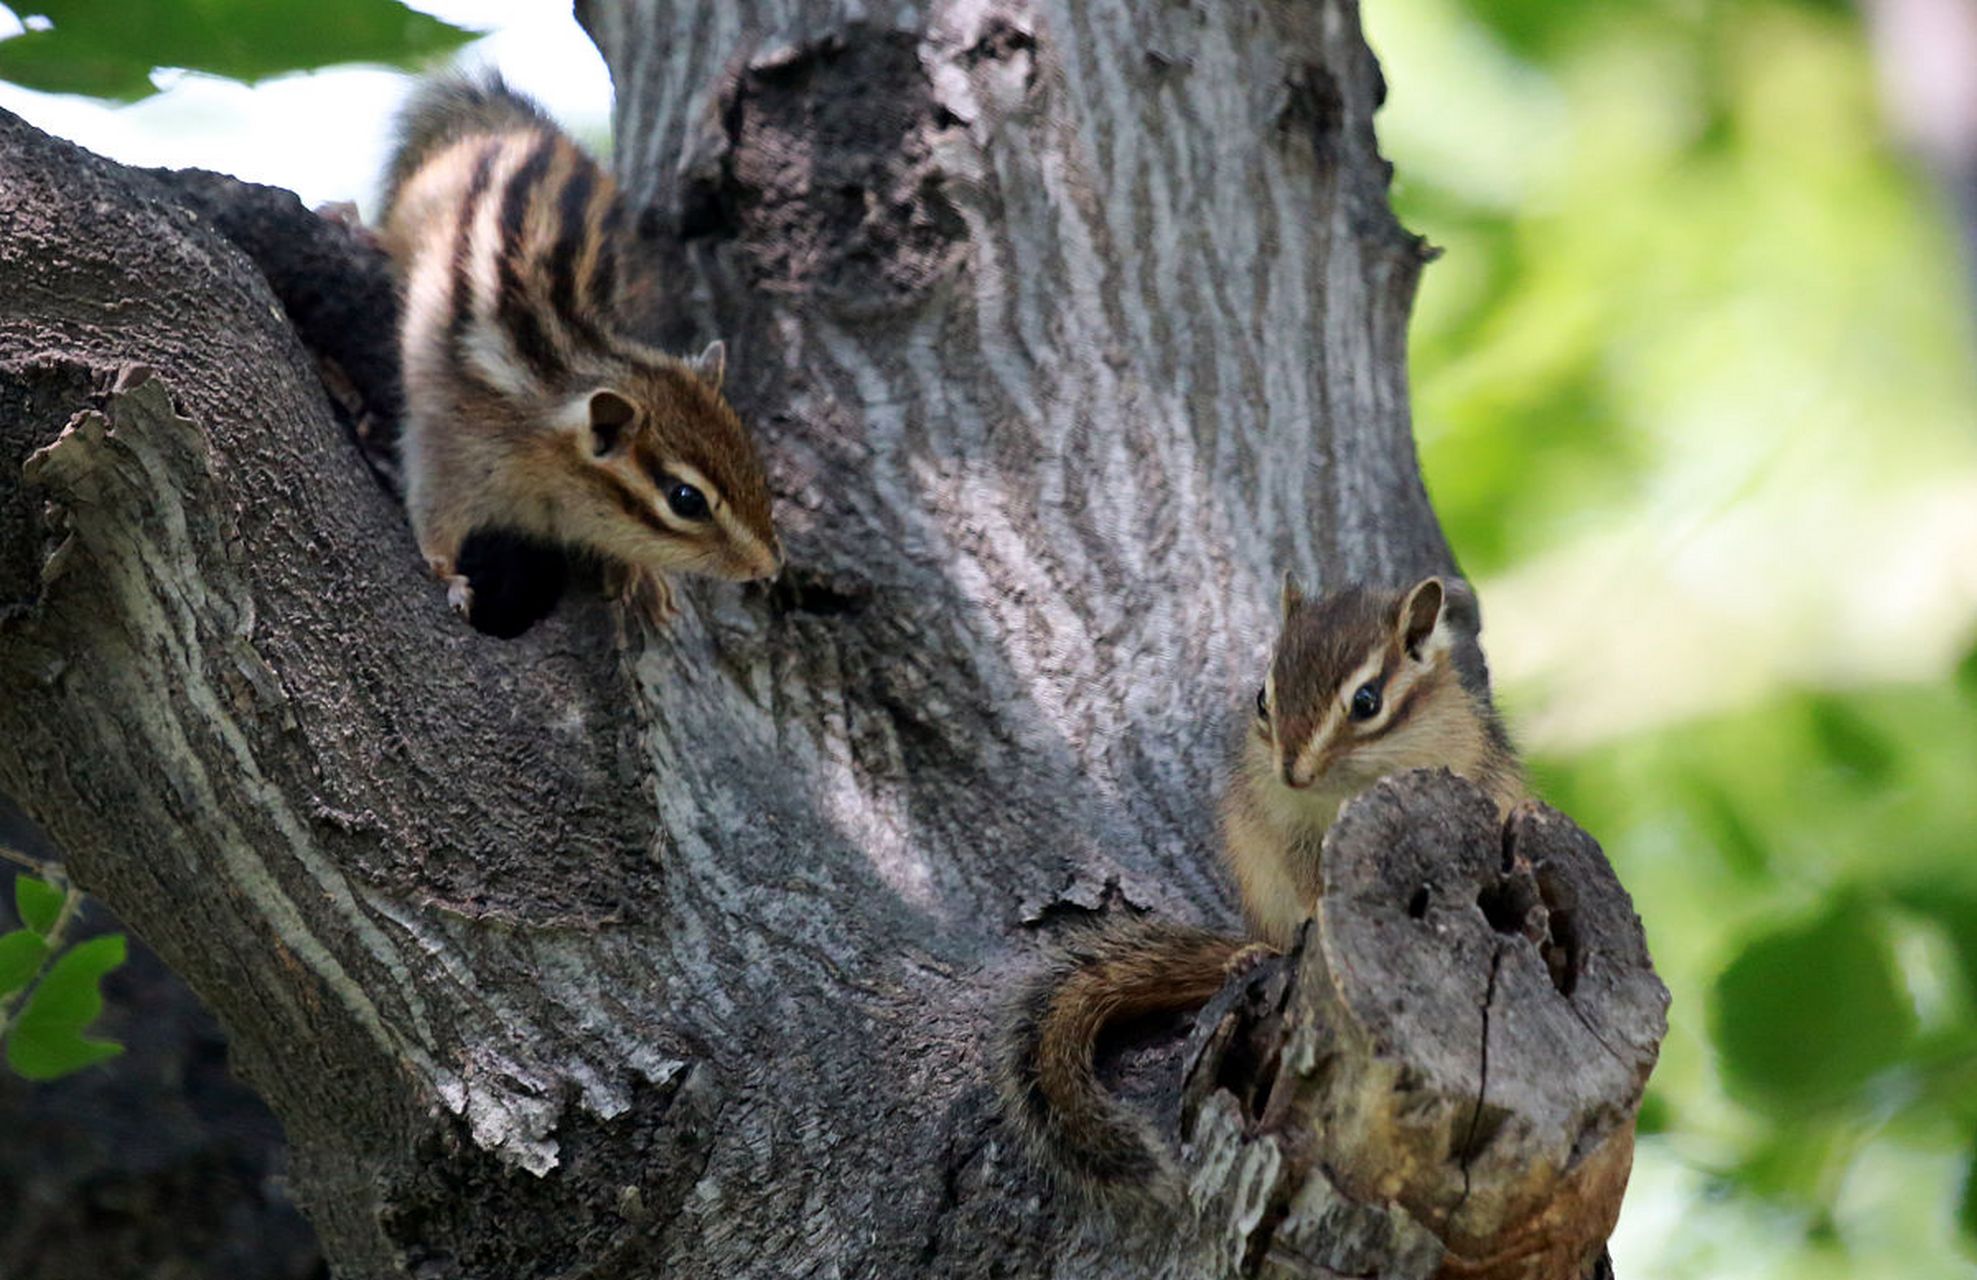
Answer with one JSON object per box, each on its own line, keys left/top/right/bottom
{"left": 0, "top": 0, "right": 478, "bottom": 101}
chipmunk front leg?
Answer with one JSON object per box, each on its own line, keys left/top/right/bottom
{"left": 407, "top": 481, "right": 480, "bottom": 621}
{"left": 605, "top": 563, "right": 676, "bottom": 629}
{"left": 421, "top": 546, "right": 475, "bottom": 619}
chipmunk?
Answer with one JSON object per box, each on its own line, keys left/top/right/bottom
{"left": 1226, "top": 573, "right": 1524, "bottom": 947}
{"left": 1000, "top": 574, "right": 1525, "bottom": 1202}
{"left": 376, "top": 71, "right": 780, "bottom": 624}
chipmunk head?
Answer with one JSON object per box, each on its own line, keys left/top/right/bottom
{"left": 557, "top": 339, "right": 781, "bottom": 582}
{"left": 1252, "top": 574, "right": 1483, "bottom": 798}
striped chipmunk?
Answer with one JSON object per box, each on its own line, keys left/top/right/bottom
{"left": 1000, "top": 574, "right": 1528, "bottom": 1203}
{"left": 377, "top": 71, "right": 780, "bottom": 626}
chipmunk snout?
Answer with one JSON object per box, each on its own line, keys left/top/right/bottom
{"left": 1280, "top": 761, "right": 1317, "bottom": 790}
{"left": 740, "top": 544, "right": 782, "bottom": 582}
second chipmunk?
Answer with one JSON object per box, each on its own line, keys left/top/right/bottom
{"left": 377, "top": 72, "right": 780, "bottom": 624}
{"left": 1000, "top": 574, "right": 1526, "bottom": 1203}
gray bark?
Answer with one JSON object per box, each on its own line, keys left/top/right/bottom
{"left": 0, "top": 2, "right": 1664, "bottom": 1277}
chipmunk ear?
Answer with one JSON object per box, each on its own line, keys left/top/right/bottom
{"left": 692, "top": 339, "right": 726, "bottom": 391}
{"left": 1280, "top": 571, "right": 1306, "bottom": 620}
{"left": 1438, "top": 575, "right": 1481, "bottom": 633}
{"left": 1398, "top": 576, "right": 1446, "bottom": 657}
{"left": 586, "top": 388, "right": 637, "bottom": 457}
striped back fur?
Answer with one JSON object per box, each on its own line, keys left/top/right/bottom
{"left": 379, "top": 71, "right": 778, "bottom": 585}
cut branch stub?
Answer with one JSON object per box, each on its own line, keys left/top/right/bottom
{"left": 1181, "top": 771, "right": 1666, "bottom": 1279}
{"left": 1310, "top": 771, "right": 1664, "bottom": 1278}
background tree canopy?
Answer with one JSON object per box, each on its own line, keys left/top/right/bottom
{"left": 1367, "top": 0, "right": 1977, "bottom": 1275}
{"left": 1, "top": 0, "right": 1973, "bottom": 1276}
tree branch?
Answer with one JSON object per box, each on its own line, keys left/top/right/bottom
{"left": 0, "top": 1, "right": 1664, "bottom": 1275}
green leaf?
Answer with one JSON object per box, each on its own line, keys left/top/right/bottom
{"left": 4, "top": 1024, "right": 121, "bottom": 1079}
{"left": 1889, "top": 886, "right": 1977, "bottom": 1003}
{"left": 1807, "top": 695, "right": 1897, "bottom": 785}
{"left": 0, "top": 930, "right": 47, "bottom": 996}
{"left": 0, "top": 0, "right": 479, "bottom": 102}
{"left": 1685, "top": 773, "right": 1769, "bottom": 881}
{"left": 0, "top": 29, "right": 157, "bottom": 100}
{"left": 1960, "top": 1136, "right": 1977, "bottom": 1257}
{"left": 1726, "top": 1120, "right": 1853, "bottom": 1203}
{"left": 4, "top": 932, "right": 125, "bottom": 1081}
{"left": 13, "top": 876, "right": 62, "bottom": 936}
{"left": 1711, "top": 896, "right": 1917, "bottom": 1113}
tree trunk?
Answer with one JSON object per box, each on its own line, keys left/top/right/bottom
{"left": 0, "top": 2, "right": 1665, "bottom": 1277}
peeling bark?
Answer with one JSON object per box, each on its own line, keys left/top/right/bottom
{"left": 0, "top": 1, "right": 1664, "bottom": 1277}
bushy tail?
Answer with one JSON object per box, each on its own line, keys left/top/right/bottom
{"left": 379, "top": 69, "right": 553, "bottom": 221}
{"left": 999, "top": 917, "right": 1242, "bottom": 1202}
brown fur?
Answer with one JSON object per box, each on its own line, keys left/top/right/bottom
{"left": 999, "top": 918, "right": 1243, "bottom": 1202}
{"left": 1227, "top": 575, "right": 1525, "bottom": 946}
{"left": 378, "top": 70, "right": 551, "bottom": 228}
{"left": 1002, "top": 576, "right": 1528, "bottom": 1203}
{"left": 380, "top": 72, "right": 778, "bottom": 620}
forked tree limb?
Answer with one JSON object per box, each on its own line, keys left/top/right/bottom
{"left": 0, "top": 1, "right": 1664, "bottom": 1275}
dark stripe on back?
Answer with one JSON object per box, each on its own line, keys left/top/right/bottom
{"left": 495, "top": 133, "right": 563, "bottom": 382}
{"left": 446, "top": 141, "right": 502, "bottom": 360}
{"left": 590, "top": 201, "right": 625, "bottom": 318}
{"left": 547, "top": 160, "right": 607, "bottom": 349}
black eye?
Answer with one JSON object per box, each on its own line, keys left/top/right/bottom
{"left": 1255, "top": 686, "right": 1269, "bottom": 721}
{"left": 1350, "top": 683, "right": 1382, "bottom": 721}
{"left": 666, "top": 481, "right": 711, "bottom": 521}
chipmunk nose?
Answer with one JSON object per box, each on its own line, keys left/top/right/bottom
{"left": 1280, "top": 762, "right": 1316, "bottom": 790}
{"left": 744, "top": 544, "right": 781, "bottom": 581}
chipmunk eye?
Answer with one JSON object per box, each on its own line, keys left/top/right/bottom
{"left": 666, "top": 481, "right": 711, "bottom": 521}
{"left": 1350, "top": 682, "right": 1382, "bottom": 721}
{"left": 1255, "top": 685, "right": 1269, "bottom": 721}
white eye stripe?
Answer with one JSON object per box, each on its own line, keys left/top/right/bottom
{"left": 649, "top": 502, "right": 700, "bottom": 535}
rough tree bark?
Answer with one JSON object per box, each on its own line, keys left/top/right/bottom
{"left": 0, "top": 2, "right": 1666, "bottom": 1277}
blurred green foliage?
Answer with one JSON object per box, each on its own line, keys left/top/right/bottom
{"left": 0, "top": 0, "right": 473, "bottom": 100}
{"left": 1372, "top": 0, "right": 1977, "bottom": 1274}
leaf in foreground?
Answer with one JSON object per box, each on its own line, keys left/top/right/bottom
{"left": 4, "top": 932, "right": 125, "bottom": 1080}
{"left": 13, "top": 875, "right": 62, "bottom": 936}
{"left": 0, "top": 0, "right": 479, "bottom": 102}
{"left": 0, "top": 929, "right": 47, "bottom": 997}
